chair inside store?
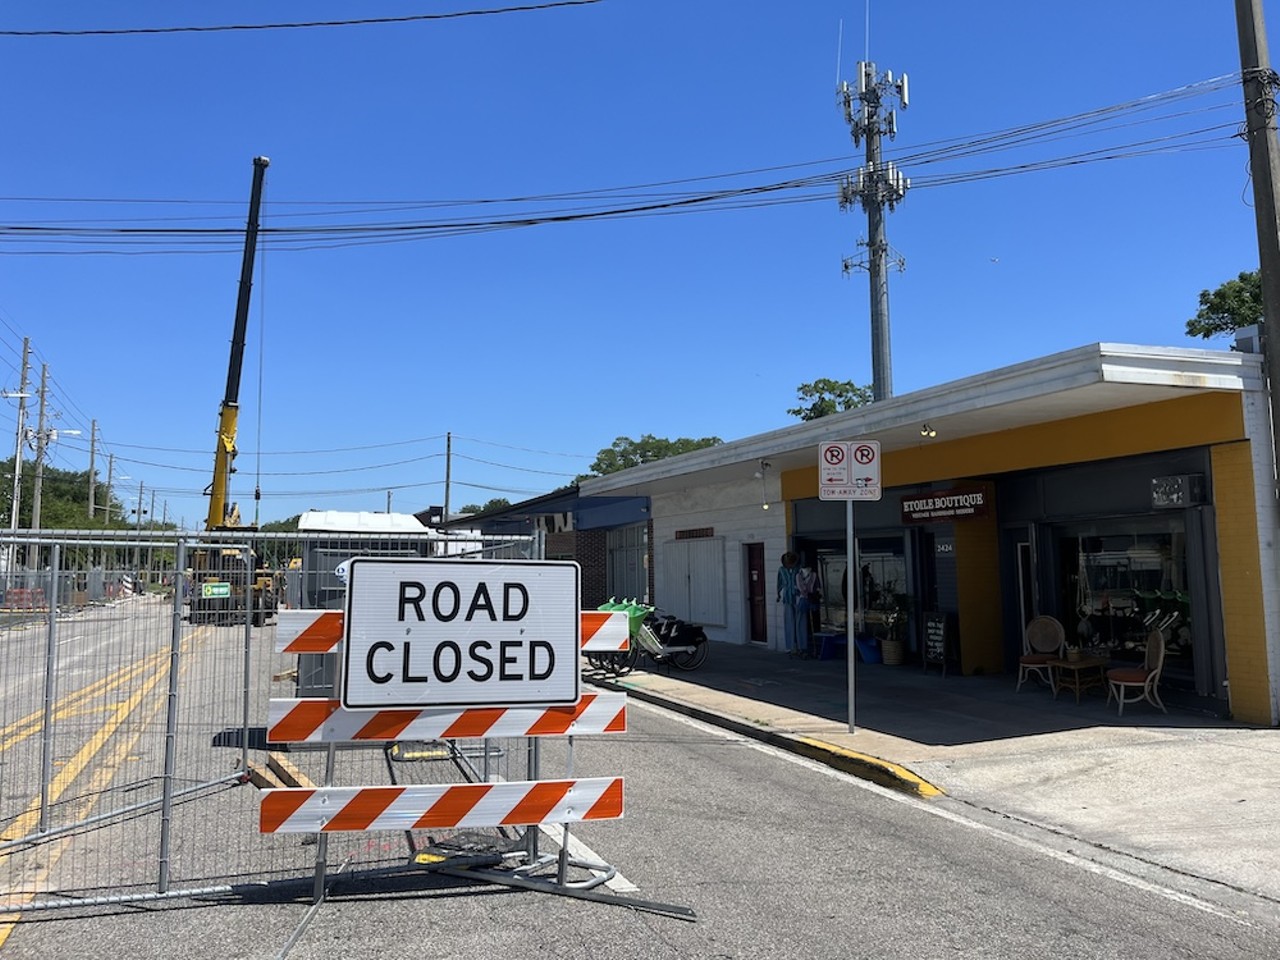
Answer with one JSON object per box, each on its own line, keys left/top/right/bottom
{"left": 1106, "top": 628, "right": 1167, "bottom": 716}
{"left": 1015, "top": 615, "right": 1065, "bottom": 692}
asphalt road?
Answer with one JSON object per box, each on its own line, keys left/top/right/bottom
{"left": 4, "top": 696, "right": 1279, "bottom": 959}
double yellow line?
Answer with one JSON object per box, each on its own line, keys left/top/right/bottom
{"left": 0, "top": 648, "right": 170, "bottom": 759}
{"left": 0, "top": 626, "right": 210, "bottom": 948}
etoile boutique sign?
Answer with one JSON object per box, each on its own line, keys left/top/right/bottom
{"left": 900, "top": 486, "right": 989, "bottom": 524}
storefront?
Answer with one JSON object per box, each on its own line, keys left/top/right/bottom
{"left": 790, "top": 449, "right": 1225, "bottom": 708}
{"left": 576, "top": 342, "right": 1278, "bottom": 725}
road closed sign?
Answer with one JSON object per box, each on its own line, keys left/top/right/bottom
{"left": 340, "top": 558, "right": 580, "bottom": 710}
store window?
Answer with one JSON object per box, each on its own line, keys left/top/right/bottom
{"left": 812, "top": 535, "right": 908, "bottom": 638}
{"left": 607, "top": 523, "right": 648, "bottom": 602}
{"left": 1057, "top": 517, "right": 1191, "bottom": 680}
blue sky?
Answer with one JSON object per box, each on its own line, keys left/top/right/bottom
{"left": 0, "top": 1, "right": 1271, "bottom": 529}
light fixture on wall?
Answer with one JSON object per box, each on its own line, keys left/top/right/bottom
{"left": 920, "top": 423, "right": 937, "bottom": 439}
{"left": 755, "top": 459, "right": 772, "bottom": 509}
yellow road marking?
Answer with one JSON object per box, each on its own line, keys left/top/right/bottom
{"left": 0, "top": 650, "right": 169, "bottom": 753}
{"left": 0, "top": 625, "right": 210, "bottom": 945}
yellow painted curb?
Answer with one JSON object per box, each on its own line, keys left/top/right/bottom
{"left": 793, "top": 736, "right": 945, "bottom": 798}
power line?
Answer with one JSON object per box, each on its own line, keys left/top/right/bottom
{"left": 0, "top": 1, "right": 602, "bottom": 38}
{"left": 0, "top": 73, "right": 1244, "bottom": 257}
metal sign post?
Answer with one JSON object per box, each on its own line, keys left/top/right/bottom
{"left": 818, "top": 440, "right": 882, "bottom": 733}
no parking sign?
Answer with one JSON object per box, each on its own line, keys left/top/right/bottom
{"left": 818, "top": 440, "right": 882, "bottom": 501}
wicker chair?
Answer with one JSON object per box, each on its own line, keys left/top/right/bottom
{"left": 1015, "top": 615, "right": 1065, "bottom": 692}
{"left": 1106, "top": 629, "right": 1167, "bottom": 716}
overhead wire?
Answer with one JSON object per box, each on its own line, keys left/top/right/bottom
{"left": 0, "top": 71, "right": 1251, "bottom": 513}
{"left": 0, "top": 1, "right": 603, "bottom": 37}
{"left": 0, "top": 74, "right": 1246, "bottom": 256}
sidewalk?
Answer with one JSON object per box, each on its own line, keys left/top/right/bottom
{"left": 587, "top": 640, "right": 1280, "bottom": 907}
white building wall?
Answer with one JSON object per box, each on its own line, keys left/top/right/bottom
{"left": 650, "top": 473, "right": 788, "bottom": 648}
{"left": 1242, "top": 387, "right": 1280, "bottom": 724}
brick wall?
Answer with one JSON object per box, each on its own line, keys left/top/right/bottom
{"left": 576, "top": 529, "right": 609, "bottom": 609}
{"left": 545, "top": 531, "right": 575, "bottom": 559}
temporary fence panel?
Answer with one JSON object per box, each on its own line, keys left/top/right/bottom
{"left": 0, "top": 527, "right": 584, "bottom": 916}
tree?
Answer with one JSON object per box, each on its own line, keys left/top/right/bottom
{"left": 257, "top": 515, "right": 302, "bottom": 568}
{"left": 458, "top": 498, "right": 511, "bottom": 515}
{"left": 1186, "top": 270, "right": 1262, "bottom": 340}
{"left": 2, "top": 458, "right": 128, "bottom": 530}
{"left": 578, "top": 434, "right": 722, "bottom": 481}
{"left": 260, "top": 515, "right": 301, "bottom": 533}
{"left": 787, "top": 379, "right": 874, "bottom": 421}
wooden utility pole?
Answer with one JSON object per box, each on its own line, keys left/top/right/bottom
{"left": 7, "top": 337, "right": 29, "bottom": 535}
{"left": 87, "top": 419, "right": 97, "bottom": 520}
{"left": 444, "top": 432, "right": 452, "bottom": 522}
{"left": 30, "top": 364, "right": 48, "bottom": 531}
{"left": 1236, "top": 0, "right": 1280, "bottom": 504}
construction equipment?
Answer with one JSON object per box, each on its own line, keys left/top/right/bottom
{"left": 188, "top": 156, "right": 278, "bottom": 627}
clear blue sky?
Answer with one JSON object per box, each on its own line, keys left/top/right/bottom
{"left": 0, "top": 1, "right": 1271, "bottom": 529}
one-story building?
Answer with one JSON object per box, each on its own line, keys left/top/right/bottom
{"left": 567, "top": 339, "right": 1278, "bottom": 726}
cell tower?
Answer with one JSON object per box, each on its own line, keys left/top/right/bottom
{"left": 838, "top": 61, "right": 910, "bottom": 402}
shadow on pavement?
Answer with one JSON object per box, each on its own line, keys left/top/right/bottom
{"left": 616, "top": 640, "right": 1241, "bottom": 747}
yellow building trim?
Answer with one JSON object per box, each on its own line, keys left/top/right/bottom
{"left": 953, "top": 489, "right": 1002, "bottom": 675}
{"left": 780, "top": 392, "right": 1245, "bottom": 496}
{"left": 1211, "top": 442, "right": 1271, "bottom": 724}
{"left": 887, "top": 393, "right": 1245, "bottom": 487}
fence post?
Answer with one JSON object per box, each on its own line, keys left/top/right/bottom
{"left": 37, "top": 543, "right": 60, "bottom": 835}
{"left": 241, "top": 546, "right": 253, "bottom": 775}
{"left": 158, "top": 540, "right": 187, "bottom": 893}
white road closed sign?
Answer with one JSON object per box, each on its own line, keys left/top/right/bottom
{"left": 340, "top": 558, "right": 581, "bottom": 710}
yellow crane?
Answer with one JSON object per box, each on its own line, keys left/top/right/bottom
{"left": 189, "top": 157, "right": 277, "bottom": 626}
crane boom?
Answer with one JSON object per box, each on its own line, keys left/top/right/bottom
{"left": 207, "top": 155, "right": 270, "bottom": 531}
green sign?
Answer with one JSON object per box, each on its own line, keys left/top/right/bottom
{"left": 202, "top": 582, "right": 232, "bottom": 599}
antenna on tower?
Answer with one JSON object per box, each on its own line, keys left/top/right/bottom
{"left": 836, "top": 19, "right": 844, "bottom": 88}
{"left": 834, "top": 25, "right": 910, "bottom": 404}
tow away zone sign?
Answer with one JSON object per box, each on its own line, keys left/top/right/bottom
{"left": 819, "top": 440, "right": 882, "bottom": 501}
{"left": 341, "top": 558, "right": 580, "bottom": 710}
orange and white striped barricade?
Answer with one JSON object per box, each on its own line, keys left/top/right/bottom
{"left": 266, "top": 692, "right": 627, "bottom": 744}
{"left": 260, "top": 778, "right": 624, "bottom": 833}
{"left": 276, "top": 608, "right": 629, "bottom": 655}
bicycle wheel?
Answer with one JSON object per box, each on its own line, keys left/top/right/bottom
{"left": 609, "top": 645, "right": 640, "bottom": 676}
{"left": 670, "top": 641, "right": 708, "bottom": 671}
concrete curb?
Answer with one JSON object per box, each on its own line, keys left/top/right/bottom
{"left": 588, "top": 674, "right": 945, "bottom": 799}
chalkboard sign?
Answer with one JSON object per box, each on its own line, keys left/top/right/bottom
{"left": 923, "top": 612, "right": 948, "bottom": 677}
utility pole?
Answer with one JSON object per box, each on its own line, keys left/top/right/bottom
{"left": 30, "top": 364, "right": 48, "bottom": 531}
{"left": 839, "top": 61, "right": 910, "bottom": 402}
{"left": 134, "top": 479, "right": 144, "bottom": 574}
{"left": 147, "top": 488, "right": 157, "bottom": 583}
{"left": 1235, "top": 0, "right": 1280, "bottom": 506}
{"left": 444, "top": 432, "right": 452, "bottom": 523}
{"left": 7, "top": 337, "right": 30, "bottom": 536}
{"left": 87, "top": 419, "right": 97, "bottom": 520}
{"left": 104, "top": 453, "right": 114, "bottom": 523}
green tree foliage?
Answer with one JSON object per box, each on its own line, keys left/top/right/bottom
{"left": 2, "top": 458, "right": 129, "bottom": 530}
{"left": 260, "top": 515, "right": 301, "bottom": 532}
{"left": 256, "top": 515, "right": 302, "bottom": 568}
{"left": 458, "top": 498, "right": 512, "bottom": 515}
{"left": 578, "top": 434, "right": 722, "bottom": 481}
{"left": 787, "top": 379, "right": 874, "bottom": 420}
{"left": 1186, "top": 270, "right": 1262, "bottom": 340}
